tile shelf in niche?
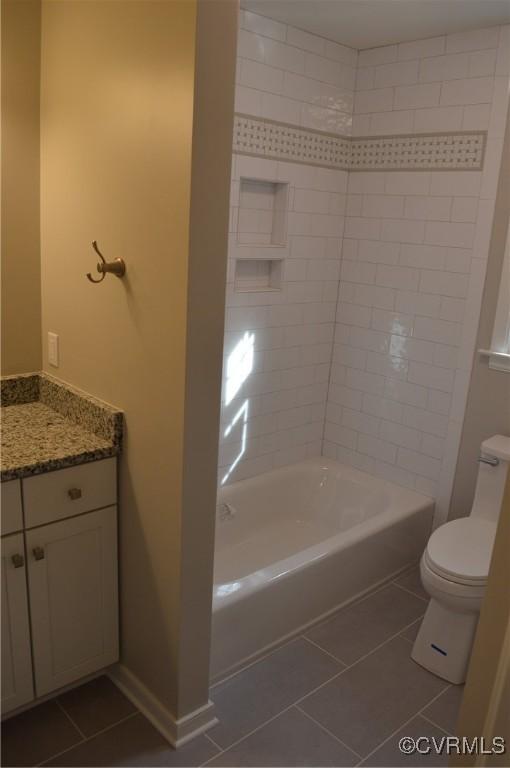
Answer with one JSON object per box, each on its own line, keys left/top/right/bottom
{"left": 234, "top": 258, "right": 283, "bottom": 293}
{"left": 237, "top": 178, "right": 289, "bottom": 248}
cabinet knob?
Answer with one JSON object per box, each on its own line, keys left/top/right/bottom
{"left": 68, "top": 487, "right": 82, "bottom": 501}
{"left": 33, "top": 546, "right": 45, "bottom": 561}
{"left": 11, "top": 553, "right": 24, "bottom": 568}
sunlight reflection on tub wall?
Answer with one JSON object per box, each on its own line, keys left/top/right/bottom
{"left": 221, "top": 332, "right": 254, "bottom": 485}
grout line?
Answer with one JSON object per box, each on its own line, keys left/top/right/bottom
{"left": 204, "top": 731, "right": 223, "bottom": 751}
{"left": 355, "top": 684, "right": 452, "bottom": 766}
{"left": 55, "top": 698, "right": 87, "bottom": 741}
{"left": 302, "top": 635, "right": 350, "bottom": 666}
{"left": 295, "top": 704, "right": 363, "bottom": 760}
{"left": 420, "top": 711, "right": 455, "bottom": 736}
{"left": 392, "top": 580, "right": 429, "bottom": 603}
{"left": 38, "top": 711, "right": 139, "bottom": 767}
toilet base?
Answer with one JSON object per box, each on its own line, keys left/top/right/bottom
{"left": 411, "top": 598, "right": 479, "bottom": 684}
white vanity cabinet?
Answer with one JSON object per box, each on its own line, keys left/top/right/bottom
{"left": 1, "top": 458, "right": 118, "bottom": 716}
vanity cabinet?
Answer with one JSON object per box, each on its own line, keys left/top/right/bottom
{"left": 1, "top": 533, "right": 34, "bottom": 713}
{"left": 1, "top": 459, "right": 118, "bottom": 716}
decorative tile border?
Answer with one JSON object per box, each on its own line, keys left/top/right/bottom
{"left": 233, "top": 114, "right": 486, "bottom": 172}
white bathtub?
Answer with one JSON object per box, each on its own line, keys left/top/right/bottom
{"left": 211, "top": 457, "right": 434, "bottom": 680}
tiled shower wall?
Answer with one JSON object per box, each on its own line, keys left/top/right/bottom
{"left": 219, "top": 10, "right": 510, "bottom": 525}
{"left": 324, "top": 26, "right": 510, "bottom": 522}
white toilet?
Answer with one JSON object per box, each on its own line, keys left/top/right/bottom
{"left": 412, "top": 435, "right": 510, "bottom": 684}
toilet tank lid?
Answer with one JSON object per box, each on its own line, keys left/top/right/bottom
{"left": 427, "top": 518, "right": 496, "bottom": 582}
{"left": 481, "top": 435, "right": 510, "bottom": 462}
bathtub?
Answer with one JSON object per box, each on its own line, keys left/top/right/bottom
{"left": 211, "top": 457, "right": 434, "bottom": 680}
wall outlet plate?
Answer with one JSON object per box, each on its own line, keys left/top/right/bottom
{"left": 48, "top": 332, "right": 59, "bottom": 367}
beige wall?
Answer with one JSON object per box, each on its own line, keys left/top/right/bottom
{"left": 449, "top": 103, "right": 510, "bottom": 522}
{"left": 1, "top": 0, "right": 42, "bottom": 375}
{"left": 40, "top": 0, "right": 236, "bottom": 721}
{"left": 453, "top": 474, "right": 510, "bottom": 766}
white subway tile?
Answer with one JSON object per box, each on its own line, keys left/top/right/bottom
{"left": 349, "top": 172, "right": 386, "bottom": 194}
{"left": 496, "top": 25, "right": 510, "bottom": 76}
{"left": 399, "top": 36, "right": 445, "bottom": 61}
{"left": 324, "top": 422, "right": 358, "bottom": 449}
{"left": 283, "top": 72, "right": 353, "bottom": 112}
{"left": 424, "top": 221, "right": 475, "bottom": 249}
{"left": 363, "top": 194, "right": 405, "bottom": 219}
{"left": 429, "top": 171, "right": 481, "bottom": 197}
{"left": 446, "top": 27, "right": 500, "bottom": 54}
{"left": 286, "top": 26, "right": 325, "bottom": 55}
{"left": 413, "top": 316, "right": 462, "bottom": 345}
{"left": 334, "top": 343, "right": 367, "bottom": 370}
{"left": 238, "top": 29, "right": 265, "bottom": 62}
{"left": 305, "top": 52, "right": 354, "bottom": 87}
{"left": 260, "top": 91, "right": 301, "bottom": 124}
{"left": 399, "top": 244, "right": 446, "bottom": 270}
{"left": 341, "top": 260, "right": 377, "bottom": 285}
{"left": 462, "top": 103, "right": 492, "bottom": 131}
{"left": 344, "top": 216, "right": 382, "bottom": 241}
{"left": 394, "top": 82, "right": 441, "bottom": 109}
{"left": 356, "top": 66, "right": 375, "bottom": 91}
{"left": 241, "top": 10, "right": 287, "bottom": 41}
{"left": 380, "top": 420, "right": 422, "bottom": 450}
{"left": 468, "top": 49, "right": 497, "bottom": 77}
{"left": 354, "top": 87, "right": 394, "bottom": 114}
{"left": 353, "top": 284, "right": 396, "bottom": 310}
{"left": 451, "top": 197, "right": 479, "bottom": 223}
{"left": 404, "top": 404, "right": 449, "bottom": 436}
{"left": 385, "top": 378, "right": 428, "bottom": 408}
{"left": 342, "top": 407, "right": 380, "bottom": 436}
{"left": 358, "top": 240, "right": 400, "bottom": 265}
{"left": 408, "top": 361, "right": 455, "bottom": 392}
{"left": 349, "top": 326, "right": 391, "bottom": 353}
{"left": 440, "top": 76, "right": 494, "bottom": 106}
{"left": 413, "top": 105, "right": 464, "bottom": 132}
{"left": 336, "top": 302, "right": 372, "bottom": 327}
{"left": 381, "top": 219, "right": 426, "bottom": 244}
{"left": 376, "top": 461, "right": 416, "bottom": 489}
{"left": 480, "top": 138, "right": 505, "bottom": 200}
{"left": 370, "top": 110, "right": 415, "bottom": 135}
{"left": 397, "top": 447, "right": 441, "bottom": 479}
{"left": 352, "top": 114, "right": 372, "bottom": 135}
{"left": 346, "top": 367, "right": 386, "bottom": 395}
{"left": 419, "top": 53, "right": 468, "bottom": 83}
{"left": 324, "top": 40, "right": 357, "bottom": 66}
{"left": 328, "top": 383, "right": 364, "bottom": 410}
{"left": 372, "top": 308, "right": 414, "bottom": 336}
{"left": 235, "top": 85, "right": 262, "bottom": 115}
{"left": 419, "top": 270, "right": 470, "bottom": 298}
{"left": 421, "top": 433, "right": 445, "bottom": 460}
{"left": 358, "top": 45, "right": 398, "bottom": 67}
{"left": 488, "top": 77, "right": 510, "bottom": 138}
{"left": 376, "top": 264, "right": 420, "bottom": 291}
{"left": 358, "top": 433, "right": 397, "bottom": 463}
{"left": 389, "top": 334, "right": 436, "bottom": 364}
{"left": 385, "top": 172, "right": 431, "bottom": 196}
{"left": 439, "top": 297, "right": 465, "bottom": 322}
{"left": 403, "top": 196, "right": 452, "bottom": 222}
{"left": 374, "top": 60, "right": 419, "bottom": 88}
{"left": 363, "top": 393, "right": 404, "bottom": 423}
{"left": 240, "top": 58, "right": 284, "bottom": 94}
{"left": 301, "top": 104, "right": 353, "bottom": 134}
{"left": 366, "top": 351, "right": 408, "bottom": 379}
{"left": 263, "top": 37, "right": 306, "bottom": 74}
{"left": 427, "top": 390, "right": 452, "bottom": 416}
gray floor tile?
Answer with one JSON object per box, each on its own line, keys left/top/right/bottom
{"left": 57, "top": 676, "right": 136, "bottom": 737}
{"left": 305, "top": 585, "right": 427, "bottom": 665}
{"left": 401, "top": 619, "right": 422, "bottom": 644}
{"left": 45, "top": 713, "right": 218, "bottom": 767}
{"left": 422, "top": 685, "right": 465, "bottom": 735}
{"left": 1, "top": 700, "right": 82, "bottom": 767}
{"left": 299, "top": 636, "right": 448, "bottom": 758}
{"left": 209, "top": 637, "right": 343, "bottom": 750}
{"left": 361, "top": 716, "right": 449, "bottom": 766}
{"left": 395, "top": 568, "right": 429, "bottom": 602}
{"left": 207, "top": 707, "right": 358, "bottom": 767}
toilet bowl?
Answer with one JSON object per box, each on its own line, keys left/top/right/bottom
{"left": 412, "top": 435, "right": 510, "bottom": 684}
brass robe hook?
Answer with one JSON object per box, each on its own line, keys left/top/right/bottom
{"left": 87, "top": 241, "right": 126, "bottom": 283}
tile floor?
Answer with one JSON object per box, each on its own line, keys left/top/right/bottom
{"left": 2, "top": 568, "right": 465, "bottom": 767}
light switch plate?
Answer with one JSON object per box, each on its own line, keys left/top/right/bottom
{"left": 48, "top": 332, "right": 59, "bottom": 367}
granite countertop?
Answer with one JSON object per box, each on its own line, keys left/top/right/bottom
{"left": 1, "top": 373, "right": 123, "bottom": 482}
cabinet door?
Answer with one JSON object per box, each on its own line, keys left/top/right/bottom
{"left": 26, "top": 506, "right": 119, "bottom": 697}
{"left": 1, "top": 533, "right": 34, "bottom": 714}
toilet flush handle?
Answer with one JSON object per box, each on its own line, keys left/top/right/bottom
{"left": 478, "top": 455, "right": 500, "bottom": 467}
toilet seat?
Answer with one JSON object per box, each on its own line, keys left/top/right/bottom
{"left": 425, "top": 517, "right": 496, "bottom": 586}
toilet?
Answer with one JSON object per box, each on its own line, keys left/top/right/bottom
{"left": 412, "top": 435, "right": 510, "bottom": 684}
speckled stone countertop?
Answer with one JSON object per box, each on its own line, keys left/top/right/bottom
{"left": 1, "top": 373, "right": 123, "bottom": 481}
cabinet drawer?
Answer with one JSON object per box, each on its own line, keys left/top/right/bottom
{"left": 1, "top": 480, "right": 23, "bottom": 536}
{"left": 23, "top": 458, "right": 117, "bottom": 528}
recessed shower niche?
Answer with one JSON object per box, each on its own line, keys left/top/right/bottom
{"left": 237, "top": 178, "right": 289, "bottom": 246}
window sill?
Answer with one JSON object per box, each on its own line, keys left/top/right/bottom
{"left": 479, "top": 349, "right": 510, "bottom": 373}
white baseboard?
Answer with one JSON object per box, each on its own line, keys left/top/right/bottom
{"left": 108, "top": 664, "right": 217, "bottom": 748}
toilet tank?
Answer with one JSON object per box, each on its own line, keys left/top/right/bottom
{"left": 471, "top": 436, "right": 510, "bottom": 523}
